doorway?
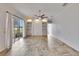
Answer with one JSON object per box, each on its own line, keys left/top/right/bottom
{"left": 12, "top": 17, "right": 24, "bottom": 43}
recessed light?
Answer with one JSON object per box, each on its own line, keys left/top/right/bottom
{"left": 34, "top": 19, "right": 41, "bottom": 23}
{"left": 26, "top": 19, "right": 32, "bottom": 22}
{"left": 42, "top": 18, "right": 47, "bottom": 22}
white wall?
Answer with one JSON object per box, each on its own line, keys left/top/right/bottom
{"left": 0, "top": 4, "right": 24, "bottom": 52}
{"left": 54, "top": 4, "right": 79, "bottom": 51}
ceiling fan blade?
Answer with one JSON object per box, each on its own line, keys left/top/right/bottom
{"left": 43, "top": 16, "right": 48, "bottom": 18}
{"left": 62, "top": 3, "right": 68, "bottom": 6}
{"left": 42, "top": 16, "right": 48, "bottom": 18}
{"left": 41, "top": 14, "right": 45, "bottom": 17}
{"left": 34, "top": 15, "right": 38, "bottom": 17}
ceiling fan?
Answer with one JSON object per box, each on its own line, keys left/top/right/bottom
{"left": 34, "top": 10, "right": 48, "bottom": 19}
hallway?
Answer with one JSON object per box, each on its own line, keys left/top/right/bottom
{"left": 2, "top": 36, "right": 79, "bottom": 56}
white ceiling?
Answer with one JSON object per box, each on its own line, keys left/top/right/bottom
{"left": 11, "top": 3, "right": 67, "bottom": 18}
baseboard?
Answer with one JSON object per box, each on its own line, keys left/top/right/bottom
{"left": 0, "top": 48, "right": 10, "bottom": 56}
{"left": 48, "top": 35, "right": 79, "bottom": 52}
{"left": 55, "top": 36, "right": 79, "bottom": 52}
{"left": 0, "top": 48, "right": 5, "bottom": 53}
{"left": 59, "top": 39, "right": 79, "bottom": 52}
{"left": 31, "top": 35, "right": 47, "bottom": 37}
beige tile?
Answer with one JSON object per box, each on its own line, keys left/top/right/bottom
{"left": 0, "top": 36, "right": 79, "bottom": 56}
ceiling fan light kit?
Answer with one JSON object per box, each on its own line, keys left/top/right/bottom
{"left": 26, "top": 10, "right": 48, "bottom": 23}
{"left": 26, "top": 19, "right": 32, "bottom": 22}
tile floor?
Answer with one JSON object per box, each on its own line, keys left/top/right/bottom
{"left": 1, "top": 36, "right": 79, "bottom": 56}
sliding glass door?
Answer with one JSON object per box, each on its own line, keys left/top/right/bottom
{"left": 13, "top": 17, "right": 24, "bottom": 43}
{"left": 5, "top": 12, "right": 25, "bottom": 49}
